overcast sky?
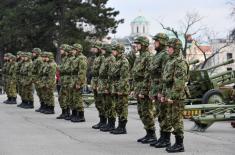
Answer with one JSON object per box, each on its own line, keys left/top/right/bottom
{"left": 107, "top": 0, "right": 234, "bottom": 39}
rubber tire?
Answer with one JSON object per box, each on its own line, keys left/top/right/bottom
{"left": 202, "top": 89, "right": 224, "bottom": 104}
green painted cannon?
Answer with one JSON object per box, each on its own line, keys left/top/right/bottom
{"left": 185, "top": 59, "right": 235, "bottom": 105}
{"left": 187, "top": 103, "right": 235, "bottom": 132}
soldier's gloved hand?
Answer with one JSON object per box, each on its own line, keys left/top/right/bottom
{"left": 75, "top": 84, "right": 80, "bottom": 90}
{"left": 157, "top": 93, "right": 163, "bottom": 101}
{"left": 104, "top": 90, "right": 109, "bottom": 94}
{"left": 138, "top": 94, "right": 145, "bottom": 99}
{"left": 160, "top": 96, "right": 165, "bottom": 103}
{"left": 130, "top": 91, "right": 135, "bottom": 97}
{"left": 117, "top": 92, "right": 122, "bottom": 96}
{"left": 167, "top": 99, "right": 174, "bottom": 104}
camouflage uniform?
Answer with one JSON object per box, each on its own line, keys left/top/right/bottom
{"left": 63, "top": 46, "right": 75, "bottom": 120}
{"left": 161, "top": 38, "right": 188, "bottom": 153}
{"left": 70, "top": 44, "right": 87, "bottom": 122}
{"left": 19, "top": 52, "right": 34, "bottom": 109}
{"left": 57, "top": 44, "right": 71, "bottom": 119}
{"left": 32, "top": 48, "right": 45, "bottom": 112}
{"left": 6, "top": 55, "right": 17, "bottom": 104}
{"left": 148, "top": 33, "right": 171, "bottom": 147}
{"left": 131, "top": 36, "right": 157, "bottom": 143}
{"left": 110, "top": 43, "right": 130, "bottom": 135}
{"left": 99, "top": 44, "right": 116, "bottom": 132}
{"left": 39, "top": 52, "right": 57, "bottom": 114}
{"left": 16, "top": 52, "right": 24, "bottom": 101}
{"left": 91, "top": 42, "right": 106, "bottom": 129}
{"left": 2, "top": 53, "right": 11, "bottom": 103}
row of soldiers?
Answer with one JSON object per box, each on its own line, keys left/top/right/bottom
{"left": 2, "top": 50, "right": 57, "bottom": 114}
{"left": 2, "top": 33, "right": 188, "bottom": 153}
{"left": 91, "top": 34, "right": 188, "bottom": 153}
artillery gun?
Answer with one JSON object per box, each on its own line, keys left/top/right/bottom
{"left": 185, "top": 102, "right": 235, "bottom": 132}
{"left": 184, "top": 59, "right": 235, "bottom": 118}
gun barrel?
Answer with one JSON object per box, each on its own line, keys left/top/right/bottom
{"left": 204, "top": 59, "right": 234, "bottom": 71}
{"left": 189, "top": 59, "right": 200, "bottom": 65}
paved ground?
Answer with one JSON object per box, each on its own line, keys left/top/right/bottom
{"left": 0, "top": 94, "right": 234, "bottom": 155}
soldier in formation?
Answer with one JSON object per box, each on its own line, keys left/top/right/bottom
{"left": 1, "top": 37, "right": 188, "bottom": 153}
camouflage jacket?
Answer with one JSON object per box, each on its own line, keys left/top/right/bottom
{"left": 38, "top": 61, "right": 57, "bottom": 88}
{"left": 148, "top": 49, "right": 169, "bottom": 97}
{"left": 91, "top": 54, "right": 104, "bottom": 88}
{"left": 71, "top": 53, "right": 87, "bottom": 88}
{"left": 2, "top": 62, "right": 10, "bottom": 81}
{"left": 59, "top": 56, "right": 69, "bottom": 84}
{"left": 98, "top": 54, "right": 115, "bottom": 93}
{"left": 16, "top": 61, "right": 23, "bottom": 82}
{"left": 131, "top": 50, "right": 151, "bottom": 95}
{"left": 8, "top": 62, "right": 17, "bottom": 82}
{"left": 20, "top": 60, "right": 33, "bottom": 86}
{"left": 32, "top": 56, "right": 44, "bottom": 82}
{"left": 162, "top": 54, "right": 189, "bottom": 100}
{"left": 110, "top": 54, "right": 130, "bottom": 95}
{"left": 63, "top": 56, "right": 75, "bottom": 85}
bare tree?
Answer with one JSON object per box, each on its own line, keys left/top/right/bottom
{"left": 160, "top": 12, "right": 204, "bottom": 57}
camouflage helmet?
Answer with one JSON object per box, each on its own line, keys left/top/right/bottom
{"left": 152, "top": 33, "right": 169, "bottom": 46}
{"left": 134, "top": 36, "right": 149, "bottom": 47}
{"left": 60, "top": 44, "right": 68, "bottom": 50}
{"left": 9, "top": 54, "right": 16, "bottom": 60}
{"left": 32, "top": 48, "right": 41, "bottom": 54}
{"left": 112, "top": 43, "right": 125, "bottom": 53}
{"left": 92, "top": 41, "right": 102, "bottom": 49}
{"left": 17, "top": 51, "right": 23, "bottom": 56}
{"left": 23, "top": 52, "right": 32, "bottom": 58}
{"left": 73, "top": 43, "right": 83, "bottom": 52}
{"left": 64, "top": 45, "right": 73, "bottom": 53}
{"left": 167, "top": 38, "right": 183, "bottom": 50}
{"left": 101, "top": 44, "right": 112, "bottom": 54}
{"left": 47, "top": 52, "right": 54, "bottom": 60}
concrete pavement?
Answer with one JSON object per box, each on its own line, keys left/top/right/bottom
{"left": 0, "top": 94, "right": 234, "bottom": 155}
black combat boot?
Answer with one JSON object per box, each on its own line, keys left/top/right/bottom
{"left": 35, "top": 102, "right": 45, "bottom": 112}
{"left": 71, "top": 110, "right": 79, "bottom": 122}
{"left": 17, "top": 100, "right": 27, "bottom": 108}
{"left": 20, "top": 100, "right": 29, "bottom": 108}
{"left": 141, "top": 129, "right": 157, "bottom": 144}
{"left": 11, "top": 97, "right": 17, "bottom": 104}
{"left": 24, "top": 101, "right": 34, "bottom": 109}
{"left": 92, "top": 116, "right": 107, "bottom": 129}
{"left": 3, "top": 97, "right": 10, "bottom": 104}
{"left": 111, "top": 119, "right": 127, "bottom": 135}
{"left": 67, "top": 110, "right": 76, "bottom": 121}
{"left": 40, "top": 104, "right": 48, "bottom": 113}
{"left": 44, "top": 106, "right": 55, "bottom": 114}
{"left": 100, "top": 117, "right": 115, "bottom": 132}
{"left": 137, "top": 130, "right": 148, "bottom": 143}
{"left": 166, "top": 136, "right": 184, "bottom": 153}
{"left": 155, "top": 132, "right": 171, "bottom": 148}
{"left": 56, "top": 109, "right": 66, "bottom": 119}
{"left": 64, "top": 108, "right": 71, "bottom": 120}
{"left": 150, "top": 131, "right": 164, "bottom": 147}
{"left": 77, "top": 111, "right": 86, "bottom": 122}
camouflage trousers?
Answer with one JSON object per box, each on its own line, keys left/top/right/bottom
{"left": 35, "top": 83, "right": 43, "bottom": 103}
{"left": 137, "top": 96, "right": 155, "bottom": 130}
{"left": 94, "top": 90, "right": 105, "bottom": 117}
{"left": 161, "top": 101, "right": 185, "bottom": 138}
{"left": 58, "top": 85, "right": 70, "bottom": 109}
{"left": 71, "top": 88, "right": 84, "bottom": 112}
{"left": 103, "top": 94, "right": 116, "bottom": 119}
{"left": 42, "top": 86, "right": 55, "bottom": 106}
{"left": 114, "top": 94, "right": 128, "bottom": 121}
{"left": 21, "top": 84, "right": 34, "bottom": 102}
{"left": 17, "top": 81, "right": 22, "bottom": 97}
{"left": 7, "top": 80, "right": 17, "bottom": 97}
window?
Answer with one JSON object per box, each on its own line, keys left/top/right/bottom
{"left": 137, "top": 26, "right": 139, "bottom": 33}
{"left": 143, "top": 26, "right": 145, "bottom": 33}
{"left": 227, "top": 67, "right": 232, "bottom": 71}
{"left": 227, "top": 53, "right": 233, "bottom": 60}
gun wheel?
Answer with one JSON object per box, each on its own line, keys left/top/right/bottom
{"left": 202, "top": 89, "right": 224, "bottom": 104}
